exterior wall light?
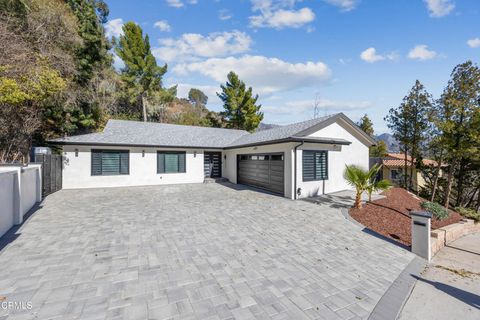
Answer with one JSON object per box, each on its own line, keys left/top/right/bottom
{"left": 142, "top": 150, "right": 145, "bottom": 157}
{"left": 75, "top": 148, "right": 79, "bottom": 157}
{"left": 194, "top": 151, "right": 197, "bottom": 158}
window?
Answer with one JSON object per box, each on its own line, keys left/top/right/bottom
{"left": 303, "top": 150, "right": 328, "bottom": 181}
{"left": 391, "top": 168, "right": 402, "bottom": 181}
{"left": 271, "top": 154, "right": 283, "bottom": 161}
{"left": 157, "top": 151, "right": 186, "bottom": 173}
{"left": 91, "top": 150, "right": 129, "bottom": 176}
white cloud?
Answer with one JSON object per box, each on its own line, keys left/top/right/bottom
{"left": 360, "top": 48, "right": 398, "bottom": 63}
{"left": 250, "top": 7, "right": 315, "bottom": 29}
{"left": 360, "top": 48, "right": 385, "bottom": 63}
{"left": 263, "top": 98, "right": 372, "bottom": 114}
{"left": 166, "top": 0, "right": 197, "bottom": 8}
{"left": 105, "top": 18, "right": 124, "bottom": 38}
{"left": 173, "top": 55, "right": 331, "bottom": 95}
{"left": 154, "top": 20, "right": 171, "bottom": 32}
{"left": 323, "top": 0, "right": 358, "bottom": 11}
{"left": 153, "top": 30, "right": 252, "bottom": 62}
{"left": 408, "top": 45, "right": 438, "bottom": 60}
{"left": 467, "top": 38, "right": 480, "bottom": 48}
{"left": 249, "top": 0, "right": 315, "bottom": 29}
{"left": 218, "top": 9, "right": 233, "bottom": 21}
{"left": 424, "top": 0, "right": 455, "bottom": 17}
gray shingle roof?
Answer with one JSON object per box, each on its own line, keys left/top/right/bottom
{"left": 226, "top": 114, "right": 337, "bottom": 147}
{"left": 50, "top": 113, "right": 370, "bottom": 148}
{"left": 50, "top": 120, "right": 250, "bottom": 149}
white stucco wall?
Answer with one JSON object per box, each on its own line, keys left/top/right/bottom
{"left": 0, "top": 164, "right": 42, "bottom": 237}
{"left": 222, "top": 143, "right": 296, "bottom": 199}
{"left": 20, "top": 167, "right": 39, "bottom": 216}
{"left": 0, "top": 170, "right": 15, "bottom": 238}
{"left": 62, "top": 145, "right": 209, "bottom": 189}
{"left": 295, "top": 121, "right": 370, "bottom": 198}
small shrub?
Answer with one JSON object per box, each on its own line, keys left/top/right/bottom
{"left": 455, "top": 207, "right": 480, "bottom": 222}
{"left": 420, "top": 201, "right": 449, "bottom": 220}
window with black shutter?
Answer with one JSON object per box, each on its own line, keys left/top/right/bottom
{"left": 91, "top": 149, "right": 129, "bottom": 176}
{"left": 157, "top": 151, "right": 186, "bottom": 173}
{"left": 302, "top": 150, "right": 328, "bottom": 181}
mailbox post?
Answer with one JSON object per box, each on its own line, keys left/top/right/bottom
{"left": 410, "top": 211, "right": 432, "bottom": 261}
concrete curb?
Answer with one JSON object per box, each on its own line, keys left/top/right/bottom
{"left": 368, "top": 256, "right": 426, "bottom": 320}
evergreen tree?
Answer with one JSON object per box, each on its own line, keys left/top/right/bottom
{"left": 357, "top": 114, "right": 374, "bottom": 136}
{"left": 437, "top": 61, "right": 480, "bottom": 209}
{"left": 188, "top": 88, "right": 208, "bottom": 107}
{"left": 116, "top": 22, "right": 168, "bottom": 121}
{"left": 385, "top": 80, "right": 432, "bottom": 190}
{"left": 357, "top": 114, "right": 388, "bottom": 157}
{"left": 217, "top": 71, "right": 263, "bottom": 132}
{"left": 67, "top": 0, "right": 111, "bottom": 85}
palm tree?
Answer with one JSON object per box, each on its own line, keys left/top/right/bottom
{"left": 366, "top": 178, "right": 391, "bottom": 202}
{"left": 344, "top": 164, "right": 390, "bottom": 208}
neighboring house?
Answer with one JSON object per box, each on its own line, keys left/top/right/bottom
{"left": 50, "top": 113, "right": 375, "bottom": 199}
{"left": 371, "top": 153, "right": 439, "bottom": 192}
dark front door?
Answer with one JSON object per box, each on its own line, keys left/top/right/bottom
{"left": 204, "top": 152, "right": 222, "bottom": 178}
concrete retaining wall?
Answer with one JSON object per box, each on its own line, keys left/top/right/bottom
{"left": 0, "top": 164, "right": 42, "bottom": 238}
{"left": 431, "top": 219, "right": 480, "bottom": 256}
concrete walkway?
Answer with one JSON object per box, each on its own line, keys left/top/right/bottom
{"left": 0, "top": 183, "right": 414, "bottom": 319}
{"left": 400, "top": 232, "right": 480, "bottom": 320}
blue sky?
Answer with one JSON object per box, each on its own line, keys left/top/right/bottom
{"left": 105, "top": 0, "right": 479, "bottom": 133}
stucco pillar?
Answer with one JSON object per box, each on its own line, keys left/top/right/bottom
{"left": 410, "top": 211, "right": 432, "bottom": 261}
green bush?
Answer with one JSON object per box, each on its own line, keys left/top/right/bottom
{"left": 455, "top": 207, "right": 480, "bottom": 222}
{"left": 420, "top": 201, "right": 449, "bottom": 220}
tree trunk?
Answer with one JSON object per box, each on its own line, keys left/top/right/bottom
{"left": 455, "top": 158, "right": 467, "bottom": 207}
{"left": 141, "top": 94, "right": 147, "bottom": 122}
{"left": 444, "top": 161, "right": 456, "bottom": 209}
{"left": 403, "top": 149, "right": 409, "bottom": 190}
{"left": 355, "top": 190, "right": 362, "bottom": 209}
{"left": 476, "top": 189, "right": 480, "bottom": 213}
{"left": 430, "top": 153, "right": 443, "bottom": 202}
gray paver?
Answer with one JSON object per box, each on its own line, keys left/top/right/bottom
{"left": 0, "top": 183, "right": 414, "bottom": 319}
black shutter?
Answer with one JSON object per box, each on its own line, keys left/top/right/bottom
{"left": 120, "top": 151, "right": 129, "bottom": 174}
{"left": 303, "top": 151, "right": 315, "bottom": 181}
{"left": 315, "top": 151, "right": 328, "bottom": 180}
{"left": 303, "top": 150, "right": 328, "bottom": 181}
{"left": 157, "top": 152, "right": 165, "bottom": 173}
{"left": 178, "top": 152, "right": 186, "bottom": 173}
{"left": 91, "top": 150, "right": 102, "bottom": 176}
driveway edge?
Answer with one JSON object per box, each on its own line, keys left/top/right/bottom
{"left": 368, "top": 256, "right": 426, "bottom": 320}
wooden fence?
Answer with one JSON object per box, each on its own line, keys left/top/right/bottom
{"left": 34, "top": 154, "right": 63, "bottom": 197}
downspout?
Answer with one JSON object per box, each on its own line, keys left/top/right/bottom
{"left": 293, "top": 141, "right": 304, "bottom": 200}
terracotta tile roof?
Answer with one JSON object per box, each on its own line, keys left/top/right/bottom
{"left": 382, "top": 153, "right": 438, "bottom": 167}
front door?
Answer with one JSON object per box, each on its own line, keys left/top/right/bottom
{"left": 204, "top": 152, "right": 222, "bottom": 178}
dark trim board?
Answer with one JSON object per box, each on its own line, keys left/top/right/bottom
{"left": 52, "top": 136, "right": 350, "bottom": 150}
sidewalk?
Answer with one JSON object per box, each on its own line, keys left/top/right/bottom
{"left": 400, "top": 232, "right": 480, "bottom": 320}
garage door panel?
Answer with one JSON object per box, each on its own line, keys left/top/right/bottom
{"left": 238, "top": 153, "right": 284, "bottom": 195}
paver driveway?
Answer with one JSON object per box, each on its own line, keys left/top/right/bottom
{"left": 0, "top": 183, "right": 414, "bottom": 320}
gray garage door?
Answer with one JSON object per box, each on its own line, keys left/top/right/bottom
{"left": 237, "top": 153, "right": 284, "bottom": 194}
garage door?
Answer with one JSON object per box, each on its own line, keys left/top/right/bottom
{"left": 237, "top": 153, "right": 284, "bottom": 194}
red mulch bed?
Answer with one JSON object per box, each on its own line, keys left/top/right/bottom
{"left": 349, "top": 188, "right": 463, "bottom": 246}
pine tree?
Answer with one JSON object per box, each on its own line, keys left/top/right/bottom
{"left": 217, "top": 71, "right": 263, "bottom": 132}
{"left": 116, "top": 22, "right": 168, "bottom": 121}
{"left": 357, "top": 114, "right": 374, "bottom": 136}
{"left": 357, "top": 114, "right": 387, "bottom": 157}
{"left": 437, "top": 61, "right": 480, "bottom": 209}
{"left": 385, "top": 80, "right": 432, "bottom": 190}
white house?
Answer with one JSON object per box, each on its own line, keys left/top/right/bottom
{"left": 50, "top": 113, "right": 375, "bottom": 199}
